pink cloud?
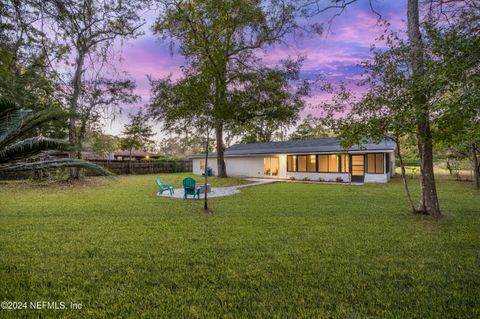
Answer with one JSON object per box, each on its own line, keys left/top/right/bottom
{"left": 118, "top": 37, "right": 184, "bottom": 80}
{"left": 103, "top": 3, "right": 408, "bottom": 136}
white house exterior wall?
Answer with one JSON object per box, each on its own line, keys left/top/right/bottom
{"left": 225, "top": 157, "right": 270, "bottom": 178}
{"left": 192, "top": 150, "right": 396, "bottom": 183}
{"left": 364, "top": 173, "right": 389, "bottom": 183}
{"left": 192, "top": 157, "right": 218, "bottom": 175}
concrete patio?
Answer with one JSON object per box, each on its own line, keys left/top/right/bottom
{"left": 156, "top": 178, "right": 277, "bottom": 199}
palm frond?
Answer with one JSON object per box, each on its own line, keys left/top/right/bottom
{"left": 0, "top": 137, "right": 70, "bottom": 163}
{"left": 0, "top": 109, "right": 31, "bottom": 146}
{"left": 0, "top": 159, "right": 113, "bottom": 176}
{"left": 0, "top": 108, "right": 65, "bottom": 149}
{"left": 0, "top": 97, "right": 17, "bottom": 118}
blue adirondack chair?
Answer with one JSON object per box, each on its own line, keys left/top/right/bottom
{"left": 183, "top": 177, "right": 200, "bottom": 199}
{"left": 155, "top": 176, "right": 174, "bottom": 195}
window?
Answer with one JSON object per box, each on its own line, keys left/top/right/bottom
{"left": 307, "top": 155, "right": 317, "bottom": 172}
{"left": 340, "top": 154, "right": 349, "bottom": 173}
{"left": 367, "top": 153, "right": 384, "bottom": 174}
{"left": 328, "top": 155, "right": 338, "bottom": 172}
{"left": 318, "top": 155, "right": 338, "bottom": 173}
{"left": 287, "top": 155, "right": 297, "bottom": 172}
{"left": 297, "top": 155, "right": 307, "bottom": 172}
{"left": 200, "top": 159, "right": 205, "bottom": 171}
{"left": 287, "top": 154, "right": 339, "bottom": 173}
{"left": 318, "top": 155, "right": 328, "bottom": 172}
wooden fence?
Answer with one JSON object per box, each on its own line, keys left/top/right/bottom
{"left": 0, "top": 159, "right": 193, "bottom": 180}
{"left": 87, "top": 159, "right": 193, "bottom": 175}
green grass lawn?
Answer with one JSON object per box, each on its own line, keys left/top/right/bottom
{"left": 0, "top": 172, "right": 479, "bottom": 318}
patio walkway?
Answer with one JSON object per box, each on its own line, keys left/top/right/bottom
{"left": 156, "top": 177, "right": 362, "bottom": 199}
{"left": 156, "top": 178, "right": 277, "bottom": 199}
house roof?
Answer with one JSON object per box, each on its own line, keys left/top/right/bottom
{"left": 190, "top": 137, "right": 396, "bottom": 158}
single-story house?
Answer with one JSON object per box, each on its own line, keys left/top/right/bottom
{"left": 191, "top": 138, "right": 396, "bottom": 183}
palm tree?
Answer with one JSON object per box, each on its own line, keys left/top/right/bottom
{"left": 0, "top": 98, "right": 111, "bottom": 176}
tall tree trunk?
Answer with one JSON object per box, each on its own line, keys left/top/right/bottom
{"left": 216, "top": 124, "right": 227, "bottom": 178}
{"left": 395, "top": 138, "right": 417, "bottom": 213}
{"left": 68, "top": 51, "right": 85, "bottom": 180}
{"left": 473, "top": 143, "right": 479, "bottom": 190}
{"left": 213, "top": 64, "right": 228, "bottom": 178}
{"left": 204, "top": 128, "right": 210, "bottom": 211}
{"left": 407, "top": 0, "right": 441, "bottom": 217}
{"left": 73, "top": 117, "right": 88, "bottom": 179}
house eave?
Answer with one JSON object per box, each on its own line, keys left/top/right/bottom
{"left": 191, "top": 149, "right": 396, "bottom": 159}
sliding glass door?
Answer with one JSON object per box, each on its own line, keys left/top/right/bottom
{"left": 264, "top": 157, "right": 279, "bottom": 177}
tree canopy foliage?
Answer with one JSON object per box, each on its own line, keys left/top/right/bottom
{"left": 320, "top": 0, "right": 480, "bottom": 215}
{"left": 152, "top": 0, "right": 301, "bottom": 177}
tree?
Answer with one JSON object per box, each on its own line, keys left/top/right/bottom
{"left": 301, "top": 0, "right": 465, "bottom": 217}
{"left": 85, "top": 128, "right": 120, "bottom": 159}
{"left": 405, "top": 0, "right": 441, "bottom": 217}
{"left": 149, "top": 71, "right": 214, "bottom": 211}
{"left": 0, "top": 97, "right": 111, "bottom": 176}
{"left": 74, "top": 76, "right": 139, "bottom": 163}
{"left": 0, "top": 1, "right": 53, "bottom": 106}
{"left": 120, "top": 110, "right": 155, "bottom": 173}
{"left": 158, "top": 135, "right": 209, "bottom": 157}
{"left": 289, "top": 115, "right": 333, "bottom": 141}
{"left": 0, "top": 0, "right": 65, "bottom": 138}
{"left": 318, "top": 1, "right": 479, "bottom": 216}
{"left": 42, "top": 0, "right": 144, "bottom": 179}
{"left": 227, "top": 60, "right": 309, "bottom": 143}
{"left": 153, "top": 0, "right": 298, "bottom": 177}
{"left": 427, "top": 3, "right": 480, "bottom": 190}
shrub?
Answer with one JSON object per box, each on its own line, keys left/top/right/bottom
{"left": 336, "top": 177, "right": 344, "bottom": 183}
{"left": 289, "top": 176, "right": 296, "bottom": 181}
{"left": 317, "top": 177, "right": 324, "bottom": 182}
{"left": 302, "top": 177, "right": 310, "bottom": 181}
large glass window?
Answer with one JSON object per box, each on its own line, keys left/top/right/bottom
{"left": 367, "top": 153, "right": 384, "bottom": 174}
{"left": 286, "top": 154, "right": 340, "bottom": 173}
{"left": 307, "top": 155, "right": 317, "bottom": 172}
{"left": 318, "top": 155, "right": 339, "bottom": 173}
{"left": 328, "top": 155, "right": 338, "bottom": 172}
{"left": 318, "top": 155, "right": 328, "bottom": 172}
{"left": 287, "top": 155, "right": 297, "bottom": 172}
{"left": 297, "top": 155, "right": 307, "bottom": 172}
{"left": 340, "top": 154, "right": 349, "bottom": 173}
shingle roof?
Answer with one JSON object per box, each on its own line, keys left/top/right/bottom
{"left": 190, "top": 137, "right": 396, "bottom": 158}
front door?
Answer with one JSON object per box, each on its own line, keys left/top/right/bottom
{"left": 350, "top": 154, "right": 365, "bottom": 183}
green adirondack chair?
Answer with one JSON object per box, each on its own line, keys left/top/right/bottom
{"left": 183, "top": 177, "right": 200, "bottom": 199}
{"left": 155, "top": 176, "right": 174, "bottom": 195}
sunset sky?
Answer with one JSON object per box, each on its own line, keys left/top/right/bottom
{"left": 105, "top": 0, "right": 408, "bottom": 136}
